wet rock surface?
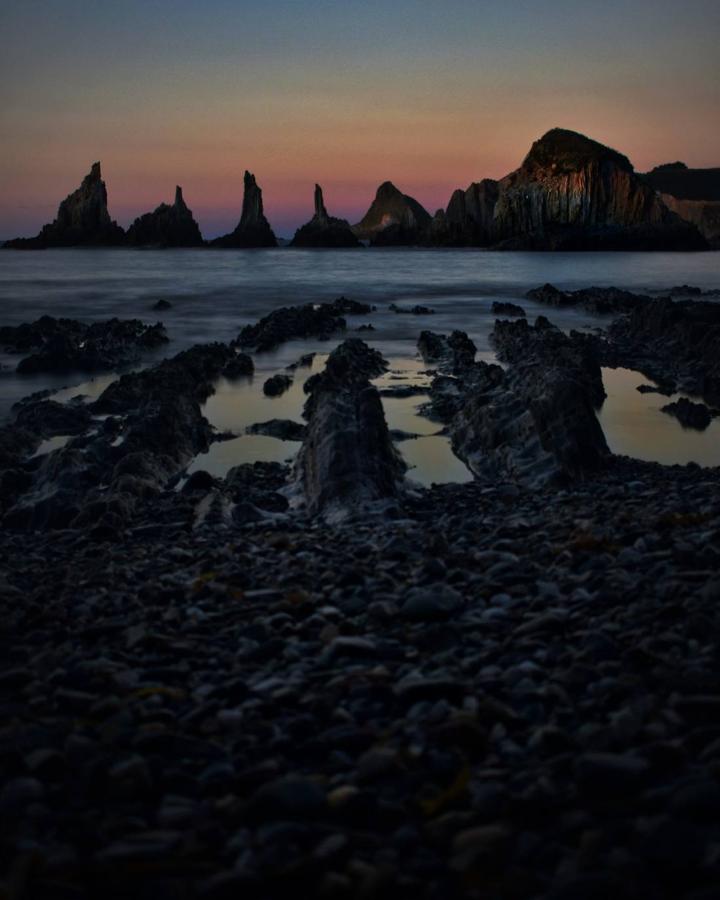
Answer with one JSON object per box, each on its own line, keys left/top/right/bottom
{"left": 661, "top": 397, "right": 714, "bottom": 430}
{"left": 491, "top": 301, "right": 526, "bottom": 317}
{"left": 263, "top": 374, "right": 293, "bottom": 397}
{"left": 295, "top": 339, "right": 405, "bottom": 517}
{"left": 0, "top": 316, "right": 168, "bottom": 374}
{"left": 526, "top": 283, "right": 651, "bottom": 315}
{"left": 246, "top": 419, "right": 307, "bottom": 441}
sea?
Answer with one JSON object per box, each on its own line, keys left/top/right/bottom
{"left": 1, "top": 248, "right": 719, "bottom": 485}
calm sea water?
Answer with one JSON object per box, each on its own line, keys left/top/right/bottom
{"left": 1, "top": 248, "right": 719, "bottom": 481}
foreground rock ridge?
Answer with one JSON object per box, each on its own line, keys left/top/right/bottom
{"left": 2, "top": 288, "right": 720, "bottom": 898}
{"left": 4, "top": 162, "right": 125, "bottom": 248}
{"left": 211, "top": 171, "right": 278, "bottom": 248}
{"left": 291, "top": 185, "right": 362, "bottom": 247}
{"left": 126, "top": 186, "right": 204, "bottom": 247}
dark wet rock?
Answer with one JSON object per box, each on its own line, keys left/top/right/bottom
{"left": 326, "top": 296, "right": 375, "bottom": 316}
{"left": 291, "top": 185, "right": 362, "bottom": 248}
{"left": 126, "top": 186, "right": 204, "bottom": 247}
{"left": 182, "top": 469, "right": 217, "bottom": 493}
{"left": 221, "top": 353, "right": 254, "bottom": 380}
{"left": 389, "top": 303, "right": 434, "bottom": 315}
{"left": 286, "top": 352, "right": 316, "bottom": 371}
{"left": 491, "top": 301, "right": 526, "bottom": 317}
{"left": 263, "top": 374, "right": 293, "bottom": 397}
{"left": 637, "top": 382, "right": 674, "bottom": 396}
{"left": 526, "top": 282, "right": 651, "bottom": 314}
{"left": 418, "top": 330, "right": 476, "bottom": 374}
{"left": 3, "top": 162, "right": 125, "bottom": 248}
{"left": 380, "top": 385, "right": 427, "bottom": 398}
{"left": 13, "top": 399, "right": 93, "bottom": 437}
{"left": 152, "top": 299, "right": 173, "bottom": 311}
{"left": 436, "top": 317, "right": 609, "bottom": 486}
{"left": 661, "top": 397, "right": 713, "bottom": 430}
{"left": 210, "top": 171, "right": 277, "bottom": 248}
{"left": 236, "top": 304, "right": 346, "bottom": 352}
{"left": 400, "top": 584, "right": 463, "bottom": 621}
{"left": 606, "top": 296, "right": 720, "bottom": 406}
{"left": 357, "top": 323, "right": 375, "bottom": 332}
{"left": 246, "top": 419, "right": 306, "bottom": 441}
{"left": 295, "top": 340, "right": 404, "bottom": 517}
{"left": 353, "top": 181, "right": 432, "bottom": 245}
{"left": 389, "top": 428, "right": 422, "bottom": 441}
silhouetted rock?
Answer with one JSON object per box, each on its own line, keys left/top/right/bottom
{"left": 291, "top": 185, "right": 362, "bottom": 248}
{"left": 4, "top": 163, "right": 125, "bottom": 248}
{"left": 526, "top": 283, "right": 651, "bottom": 314}
{"left": 492, "top": 301, "right": 526, "bottom": 317}
{"left": 0, "top": 316, "right": 167, "bottom": 374}
{"left": 246, "top": 419, "right": 307, "bottom": 441}
{"left": 221, "top": 353, "right": 254, "bottom": 380}
{"left": 126, "top": 187, "right": 204, "bottom": 247}
{"left": 296, "top": 340, "right": 404, "bottom": 517}
{"left": 236, "top": 303, "right": 347, "bottom": 352}
{"left": 434, "top": 180, "right": 499, "bottom": 246}
{"left": 389, "top": 303, "right": 434, "bottom": 315}
{"left": 418, "top": 330, "right": 477, "bottom": 373}
{"left": 353, "top": 182, "right": 432, "bottom": 245}
{"left": 491, "top": 129, "right": 707, "bottom": 250}
{"left": 263, "top": 374, "right": 293, "bottom": 397}
{"left": 211, "top": 171, "right": 277, "bottom": 248}
{"left": 152, "top": 299, "right": 173, "bottom": 311}
{"left": 661, "top": 398, "right": 713, "bottom": 430}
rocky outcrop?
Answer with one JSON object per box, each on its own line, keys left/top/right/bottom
{"left": 246, "top": 419, "right": 307, "bottom": 441}
{"left": 641, "top": 162, "right": 720, "bottom": 247}
{"left": 418, "top": 330, "right": 477, "bottom": 373}
{"left": 433, "top": 179, "right": 499, "bottom": 246}
{"left": 263, "top": 374, "right": 293, "bottom": 397}
{"left": 236, "top": 298, "right": 371, "bottom": 352}
{"left": 353, "top": 182, "right": 432, "bottom": 245}
{"left": 490, "top": 129, "right": 707, "bottom": 250}
{"left": 606, "top": 297, "right": 720, "bottom": 405}
{"left": 211, "top": 171, "right": 277, "bottom": 248}
{"left": 295, "top": 340, "right": 405, "bottom": 518}
{"left": 661, "top": 398, "right": 713, "bottom": 431}
{"left": 4, "top": 163, "right": 125, "bottom": 248}
{"left": 3, "top": 343, "right": 242, "bottom": 531}
{"left": 492, "top": 301, "right": 526, "bottom": 317}
{"left": 421, "top": 318, "right": 609, "bottom": 486}
{"left": 526, "top": 283, "right": 651, "bottom": 315}
{"left": 0, "top": 316, "right": 167, "bottom": 374}
{"left": 291, "top": 185, "right": 362, "bottom": 248}
{"left": 126, "top": 187, "right": 204, "bottom": 247}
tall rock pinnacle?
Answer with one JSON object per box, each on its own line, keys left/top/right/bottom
{"left": 4, "top": 162, "right": 125, "bottom": 248}
{"left": 290, "top": 184, "right": 361, "bottom": 248}
{"left": 212, "top": 171, "right": 277, "bottom": 248}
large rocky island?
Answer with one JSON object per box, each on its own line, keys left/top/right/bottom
{"left": 1, "top": 284, "right": 720, "bottom": 898}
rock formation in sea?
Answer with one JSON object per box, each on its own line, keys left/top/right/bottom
{"left": 488, "top": 129, "right": 707, "bottom": 250}
{"left": 290, "top": 185, "right": 362, "bottom": 248}
{"left": 126, "top": 186, "right": 204, "bottom": 247}
{"left": 353, "top": 182, "right": 432, "bottom": 245}
{"left": 431, "top": 129, "right": 708, "bottom": 250}
{"left": 210, "top": 171, "right": 277, "bottom": 248}
{"left": 432, "top": 179, "right": 499, "bottom": 246}
{"left": 3, "top": 162, "right": 125, "bottom": 248}
{"left": 643, "top": 162, "right": 720, "bottom": 248}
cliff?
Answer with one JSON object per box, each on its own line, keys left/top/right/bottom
{"left": 432, "top": 179, "right": 499, "bottom": 246}
{"left": 4, "top": 162, "right": 125, "bottom": 248}
{"left": 290, "top": 185, "right": 361, "bottom": 248}
{"left": 353, "top": 182, "right": 432, "bottom": 245}
{"left": 211, "top": 171, "right": 277, "bottom": 248}
{"left": 643, "top": 164, "right": 720, "bottom": 247}
{"left": 490, "top": 129, "right": 706, "bottom": 250}
{"left": 126, "top": 186, "right": 204, "bottom": 247}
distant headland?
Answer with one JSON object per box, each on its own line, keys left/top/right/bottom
{"left": 4, "top": 129, "right": 719, "bottom": 251}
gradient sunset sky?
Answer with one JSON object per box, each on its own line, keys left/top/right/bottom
{"left": 2, "top": 0, "right": 719, "bottom": 239}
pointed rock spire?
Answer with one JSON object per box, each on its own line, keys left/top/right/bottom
{"left": 290, "top": 184, "right": 361, "bottom": 248}
{"left": 4, "top": 162, "right": 125, "bottom": 248}
{"left": 353, "top": 182, "right": 431, "bottom": 245}
{"left": 126, "top": 186, "right": 204, "bottom": 247}
{"left": 211, "top": 171, "right": 277, "bottom": 247}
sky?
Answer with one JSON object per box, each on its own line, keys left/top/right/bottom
{"left": 1, "top": 0, "right": 719, "bottom": 239}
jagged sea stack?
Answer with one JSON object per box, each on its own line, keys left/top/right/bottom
{"left": 353, "top": 181, "right": 432, "bottom": 245}
{"left": 211, "top": 171, "right": 277, "bottom": 248}
{"left": 432, "top": 179, "right": 499, "bottom": 246}
{"left": 126, "top": 186, "right": 204, "bottom": 247}
{"left": 290, "top": 185, "right": 361, "bottom": 248}
{"left": 4, "top": 162, "right": 125, "bottom": 248}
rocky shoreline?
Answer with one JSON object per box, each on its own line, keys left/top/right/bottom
{"left": 1, "top": 287, "right": 720, "bottom": 898}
